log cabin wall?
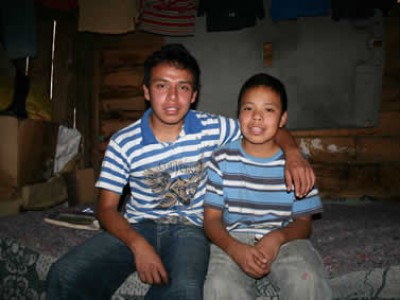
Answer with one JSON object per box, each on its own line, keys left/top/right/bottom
{"left": 89, "top": 9, "right": 399, "bottom": 201}
{"left": 27, "top": 8, "right": 77, "bottom": 126}
{"left": 93, "top": 33, "right": 164, "bottom": 174}
{"left": 293, "top": 8, "right": 400, "bottom": 200}
{"left": 9, "top": 5, "right": 397, "bottom": 206}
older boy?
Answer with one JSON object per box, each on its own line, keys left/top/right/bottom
{"left": 46, "top": 45, "right": 315, "bottom": 300}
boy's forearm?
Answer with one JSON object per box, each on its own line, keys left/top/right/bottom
{"left": 272, "top": 216, "right": 312, "bottom": 245}
{"left": 204, "top": 209, "right": 240, "bottom": 256}
{"left": 98, "top": 205, "right": 145, "bottom": 251}
{"left": 97, "top": 190, "right": 146, "bottom": 253}
{"left": 275, "top": 127, "right": 299, "bottom": 154}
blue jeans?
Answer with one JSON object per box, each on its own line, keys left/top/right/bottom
{"left": 204, "top": 233, "right": 332, "bottom": 300}
{"left": 46, "top": 220, "right": 210, "bottom": 300}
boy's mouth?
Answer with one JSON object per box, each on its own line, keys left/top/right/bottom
{"left": 249, "top": 126, "right": 264, "bottom": 135}
{"left": 165, "top": 107, "right": 179, "bottom": 114}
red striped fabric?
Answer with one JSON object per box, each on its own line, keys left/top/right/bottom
{"left": 139, "top": 0, "right": 196, "bottom": 36}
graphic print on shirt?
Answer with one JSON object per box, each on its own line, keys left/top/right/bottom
{"left": 143, "top": 159, "right": 205, "bottom": 208}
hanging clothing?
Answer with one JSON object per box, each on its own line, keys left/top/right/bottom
{"left": 331, "top": 0, "right": 396, "bottom": 21}
{"left": 198, "top": 0, "right": 265, "bottom": 32}
{"left": 269, "top": 0, "right": 330, "bottom": 22}
{"left": 35, "top": 0, "right": 78, "bottom": 11}
{"left": 78, "top": 0, "right": 139, "bottom": 34}
{"left": 0, "top": 0, "right": 37, "bottom": 59}
{"left": 139, "top": 0, "right": 196, "bottom": 36}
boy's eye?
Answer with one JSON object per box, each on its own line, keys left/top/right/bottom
{"left": 156, "top": 83, "right": 166, "bottom": 89}
{"left": 179, "top": 85, "right": 191, "bottom": 91}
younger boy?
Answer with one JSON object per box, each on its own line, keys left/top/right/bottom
{"left": 203, "top": 73, "right": 332, "bottom": 300}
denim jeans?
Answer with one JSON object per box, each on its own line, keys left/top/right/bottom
{"left": 46, "top": 220, "right": 210, "bottom": 300}
{"left": 204, "top": 233, "right": 332, "bottom": 300}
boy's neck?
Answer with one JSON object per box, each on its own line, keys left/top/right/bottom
{"left": 149, "top": 116, "right": 183, "bottom": 142}
{"left": 241, "top": 139, "right": 280, "bottom": 158}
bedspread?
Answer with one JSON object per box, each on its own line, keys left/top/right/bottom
{"left": 1, "top": 200, "right": 400, "bottom": 299}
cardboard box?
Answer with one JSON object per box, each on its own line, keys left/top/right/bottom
{"left": 64, "top": 168, "right": 97, "bottom": 206}
{"left": 21, "top": 175, "right": 68, "bottom": 210}
{"left": 0, "top": 197, "right": 22, "bottom": 216}
{"left": 0, "top": 116, "right": 59, "bottom": 193}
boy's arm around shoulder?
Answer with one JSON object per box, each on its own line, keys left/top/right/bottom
{"left": 96, "top": 189, "right": 168, "bottom": 285}
{"left": 276, "top": 127, "right": 316, "bottom": 198}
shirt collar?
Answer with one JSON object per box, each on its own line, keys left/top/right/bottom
{"left": 141, "top": 108, "right": 203, "bottom": 145}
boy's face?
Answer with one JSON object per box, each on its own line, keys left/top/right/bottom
{"left": 143, "top": 63, "right": 197, "bottom": 130}
{"left": 239, "top": 86, "right": 287, "bottom": 154}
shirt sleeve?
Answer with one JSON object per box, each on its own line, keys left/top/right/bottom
{"left": 95, "top": 138, "right": 130, "bottom": 194}
{"left": 218, "top": 116, "right": 241, "bottom": 146}
{"left": 204, "top": 151, "right": 225, "bottom": 210}
{"left": 292, "top": 188, "right": 323, "bottom": 218}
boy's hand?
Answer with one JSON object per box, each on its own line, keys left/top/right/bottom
{"left": 132, "top": 237, "right": 168, "bottom": 285}
{"left": 229, "top": 243, "right": 269, "bottom": 278}
{"left": 284, "top": 150, "right": 315, "bottom": 198}
{"left": 255, "top": 232, "right": 283, "bottom": 267}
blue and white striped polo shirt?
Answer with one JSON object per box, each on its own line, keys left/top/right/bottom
{"left": 205, "top": 140, "right": 323, "bottom": 236}
{"left": 96, "top": 108, "right": 241, "bottom": 226}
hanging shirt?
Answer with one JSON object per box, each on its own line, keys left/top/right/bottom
{"left": 198, "top": 0, "right": 265, "bottom": 32}
{"left": 78, "top": 0, "right": 139, "bottom": 34}
{"left": 0, "top": 0, "right": 37, "bottom": 59}
{"left": 269, "top": 0, "right": 330, "bottom": 22}
{"left": 139, "top": 0, "right": 196, "bottom": 36}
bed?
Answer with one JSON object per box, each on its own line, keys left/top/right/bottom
{"left": 1, "top": 200, "right": 400, "bottom": 299}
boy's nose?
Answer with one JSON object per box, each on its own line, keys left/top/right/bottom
{"left": 252, "top": 110, "right": 262, "bottom": 120}
{"left": 168, "top": 86, "right": 178, "bottom": 100}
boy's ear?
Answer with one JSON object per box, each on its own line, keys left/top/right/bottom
{"left": 279, "top": 111, "right": 288, "bottom": 128}
{"left": 190, "top": 91, "right": 198, "bottom": 104}
{"left": 143, "top": 84, "right": 150, "bottom": 101}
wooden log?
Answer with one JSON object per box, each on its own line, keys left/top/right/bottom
{"left": 379, "top": 163, "right": 400, "bottom": 194}
{"left": 102, "top": 67, "right": 143, "bottom": 88}
{"left": 297, "top": 137, "right": 356, "bottom": 163}
{"left": 100, "top": 119, "right": 136, "bottom": 139}
{"left": 301, "top": 136, "right": 400, "bottom": 165}
{"left": 293, "top": 111, "right": 400, "bottom": 137}
{"left": 100, "top": 86, "right": 143, "bottom": 99}
{"left": 101, "top": 31, "right": 164, "bottom": 50}
{"left": 313, "top": 163, "right": 349, "bottom": 192}
{"left": 356, "top": 137, "right": 400, "bottom": 162}
{"left": 102, "top": 49, "right": 154, "bottom": 67}
{"left": 101, "top": 97, "right": 146, "bottom": 112}
{"left": 381, "top": 86, "right": 400, "bottom": 112}
{"left": 314, "top": 162, "right": 400, "bottom": 199}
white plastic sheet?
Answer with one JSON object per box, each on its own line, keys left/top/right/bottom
{"left": 53, "top": 125, "right": 81, "bottom": 174}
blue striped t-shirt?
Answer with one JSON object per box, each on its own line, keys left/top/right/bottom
{"left": 96, "top": 108, "right": 241, "bottom": 226}
{"left": 205, "top": 139, "right": 323, "bottom": 236}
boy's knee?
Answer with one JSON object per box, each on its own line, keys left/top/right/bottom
{"left": 147, "top": 280, "right": 204, "bottom": 300}
{"left": 46, "top": 261, "right": 74, "bottom": 300}
{"left": 171, "top": 281, "right": 203, "bottom": 299}
{"left": 204, "top": 276, "right": 255, "bottom": 300}
{"left": 46, "top": 257, "right": 90, "bottom": 299}
{"left": 280, "top": 269, "right": 332, "bottom": 300}
{"left": 204, "top": 276, "right": 222, "bottom": 293}
{"left": 47, "top": 260, "right": 66, "bottom": 285}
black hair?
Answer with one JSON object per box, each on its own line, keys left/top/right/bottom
{"left": 237, "top": 73, "right": 288, "bottom": 117}
{"left": 143, "top": 44, "right": 201, "bottom": 92}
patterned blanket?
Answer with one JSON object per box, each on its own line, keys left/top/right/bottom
{"left": 1, "top": 201, "right": 400, "bottom": 299}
